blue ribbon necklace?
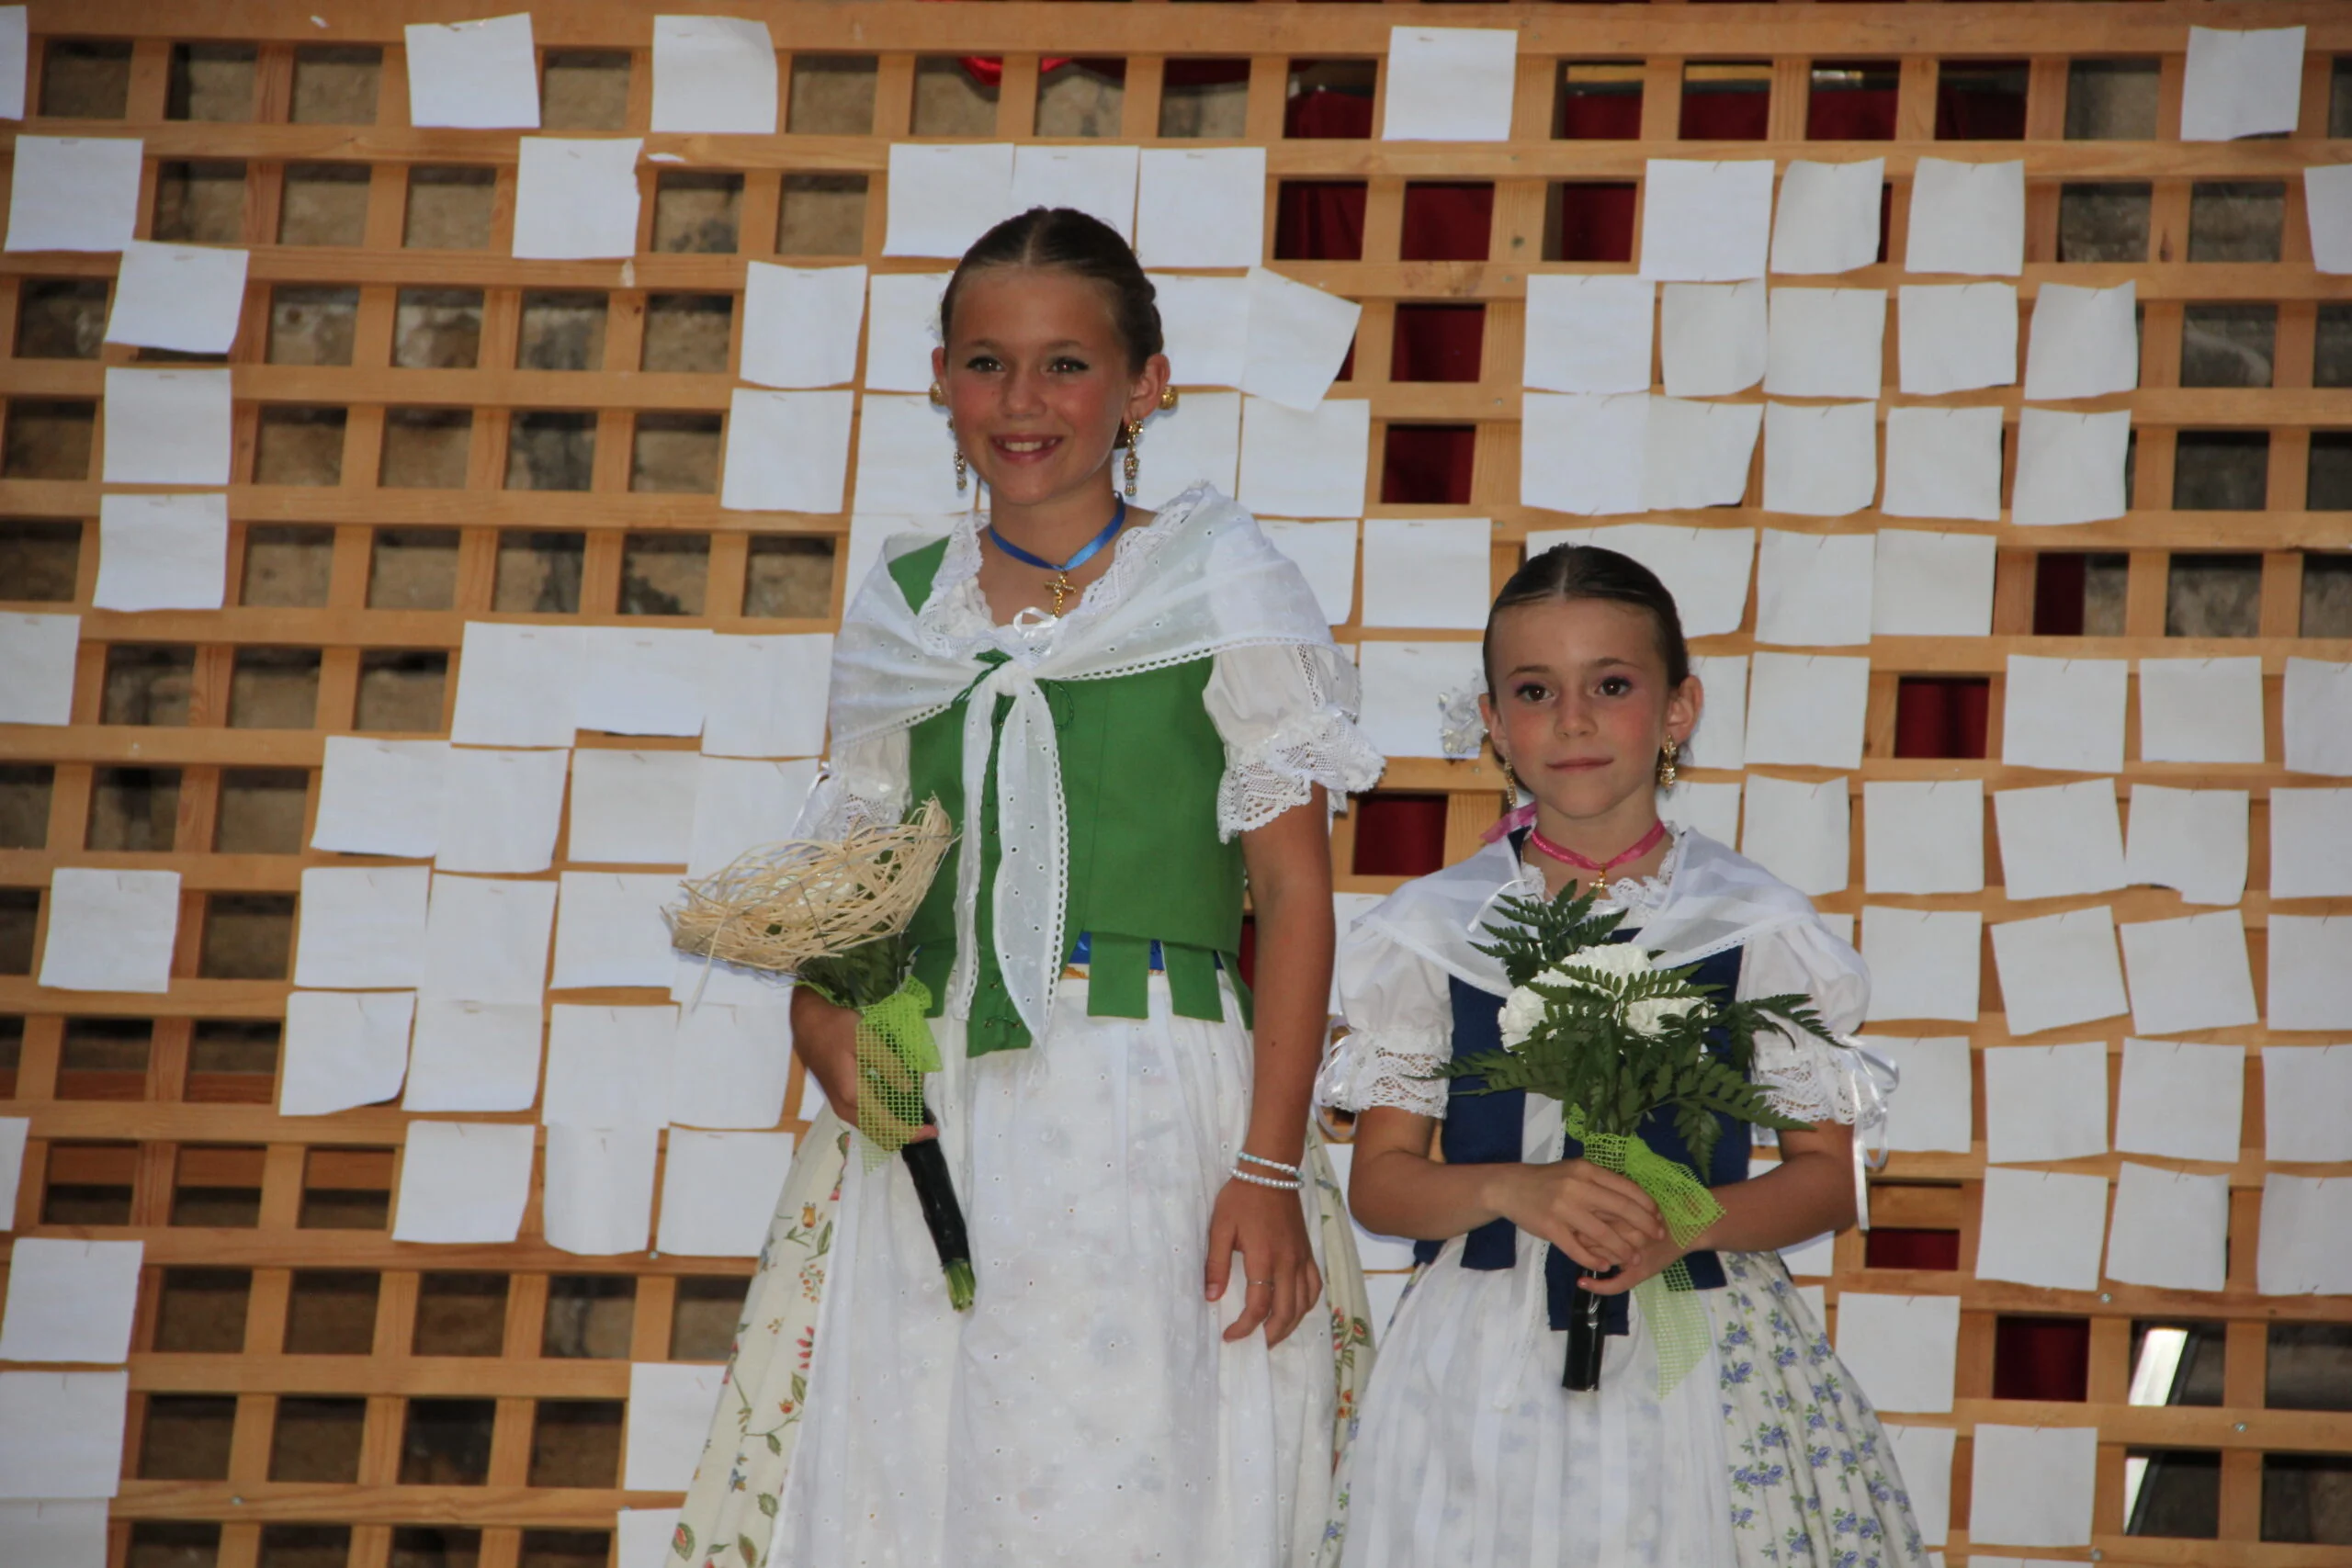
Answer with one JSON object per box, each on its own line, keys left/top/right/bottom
{"left": 985, "top": 495, "right": 1126, "bottom": 617}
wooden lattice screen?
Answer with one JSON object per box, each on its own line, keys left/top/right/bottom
{"left": 3, "top": 4, "right": 2351, "bottom": 1567}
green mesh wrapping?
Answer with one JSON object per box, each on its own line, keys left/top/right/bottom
{"left": 1566, "top": 1107, "right": 1724, "bottom": 1395}
{"left": 852, "top": 977, "right": 940, "bottom": 1169}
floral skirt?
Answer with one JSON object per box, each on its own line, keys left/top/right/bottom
{"left": 668, "top": 983, "right": 1374, "bottom": 1568}
{"left": 1324, "top": 1245, "right": 1926, "bottom": 1568}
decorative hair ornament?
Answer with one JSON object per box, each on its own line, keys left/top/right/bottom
{"left": 1438, "top": 682, "right": 1487, "bottom": 760}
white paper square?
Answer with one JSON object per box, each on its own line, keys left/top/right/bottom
{"left": 0, "top": 1239, "right": 142, "bottom": 1364}
{"left": 1859, "top": 1035, "right": 1973, "bottom": 1152}
{"left": 1982, "top": 1041, "right": 2109, "bottom": 1164}
{"left": 104, "top": 242, "right": 249, "bottom": 355}
{"left": 2181, "top": 25, "right": 2306, "bottom": 141}
{"left": 1238, "top": 397, "right": 1369, "bottom": 519}
{"left": 1739, "top": 773, "right": 1850, "bottom": 897}
{"left": 1879, "top": 407, "right": 2004, "bottom": 523}
{"left": 1134, "top": 390, "right": 1241, "bottom": 511}
{"left": 4, "top": 136, "right": 140, "bottom": 253}
{"left": 650, "top": 16, "right": 776, "bottom": 134}
{"left": 1975, "top": 1168, "right": 2109, "bottom": 1292}
{"left": 1524, "top": 525, "right": 1756, "bottom": 641}
{"left": 1523, "top": 274, "right": 1653, "bottom": 394}
{"left": 1883, "top": 1425, "right": 1955, "bottom": 1548}
{"left": 404, "top": 999, "right": 544, "bottom": 1113}
{"left": 450, "top": 622, "right": 578, "bottom": 749}
{"left": 1658, "top": 779, "right": 1742, "bottom": 848}
{"left": 2285, "top": 659, "right": 2352, "bottom": 776}
{"left": 1261, "top": 519, "right": 1358, "bottom": 626}
{"left": 1659, "top": 281, "right": 1765, "bottom": 397}
{"left": 1639, "top": 159, "right": 1774, "bottom": 282}
{"left": 542, "top": 1123, "right": 658, "bottom": 1255}
{"left": 293, "top": 865, "right": 430, "bottom": 989}
{"left": 280, "top": 991, "right": 413, "bottom": 1116}
{"left": 312, "top": 738, "right": 444, "bottom": 858}
{"left": 624, "top": 1361, "right": 728, "bottom": 1490}
{"left": 884, "top": 141, "right": 1016, "bottom": 259}
{"left": 420, "top": 874, "right": 558, "bottom": 1004}
{"left": 1993, "top": 782, "right": 2126, "bottom": 902}
{"left": 2001, "top": 656, "right": 2127, "bottom": 773}
{"left": 0, "top": 9, "right": 28, "bottom": 123}
{"left": 1640, "top": 397, "right": 1761, "bottom": 512}
{"left": 93, "top": 492, "right": 228, "bottom": 612}
{"left": 1990, "top": 907, "right": 2128, "bottom": 1037}
{"left": 0, "top": 1502, "right": 106, "bottom": 1568}
{"left": 433, "top": 747, "right": 571, "bottom": 874}
{"left": 543, "top": 1003, "right": 674, "bottom": 1131}
{"left": 1688, "top": 653, "right": 1747, "bottom": 768}
{"left": 2265, "top": 915, "right": 2352, "bottom": 1031}
{"left": 1240, "top": 266, "right": 1362, "bottom": 412}
{"left": 1770, "top": 158, "right": 1884, "bottom": 276}
{"left": 1896, "top": 283, "right": 2018, "bottom": 395}
{"left": 1753, "top": 528, "right": 1874, "bottom": 647}
{"left": 550, "top": 872, "right": 679, "bottom": 990}
{"left": 2270, "top": 789, "right": 2352, "bottom": 898}
{"left": 1762, "top": 401, "right": 1878, "bottom": 517}
{"left": 1871, "top": 528, "right": 1996, "bottom": 634}
{"left": 687, "top": 756, "right": 820, "bottom": 878}
{"left": 1135, "top": 148, "right": 1266, "bottom": 269}
{"left": 701, "top": 633, "right": 832, "bottom": 761}
{"left": 1382, "top": 27, "right": 1516, "bottom": 141}
{"left": 0, "top": 1371, "right": 126, "bottom": 1498}
{"left": 860, "top": 270, "right": 949, "bottom": 395}
{"left": 2106, "top": 1162, "right": 2229, "bottom": 1292}
{"left": 566, "top": 749, "right": 696, "bottom": 865}
{"left": 0, "top": 1119, "right": 25, "bottom": 1234}
{"left": 390, "top": 1122, "right": 535, "bottom": 1244}
{"left": 658, "top": 1130, "right": 797, "bottom": 1256}
{"left": 740, "top": 262, "right": 865, "bottom": 389}
{"left": 1863, "top": 781, "right": 1984, "bottom": 895}
{"left": 2121, "top": 785, "right": 2247, "bottom": 907}
{"left": 2262, "top": 1044, "right": 2352, "bottom": 1161}
{"left": 2021, "top": 282, "right": 2138, "bottom": 401}
{"left": 512, "top": 137, "right": 643, "bottom": 260}
{"left": 38, "top": 868, "right": 177, "bottom": 994}
{"left": 1967, "top": 1423, "right": 2098, "bottom": 1547}
{"left": 1905, "top": 159, "right": 2024, "bottom": 277}
{"left": 1357, "top": 640, "right": 1486, "bottom": 761}
{"left": 1360, "top": 518, "right": 1490, "bottom": 631}
{"left": 101, "top": 367, "right": 232, "bottom": 485}
{"left": 2139, "top": 657, "right": 2265, "bottom": 765}
{"left": 405, "top": 14, "right": 538, "bottom": 129}
{"left": 1765, "top": 287, "right": 1885, "bottom": 400}
{"left": 2116, "top": 1038, "right": 2244, "bottom": 1163}
{"left": 1861, "top": 908, "right": 1982, "bottom": 1023}
{"left": 1150, "top": 275, "right": 1250, "bottom": 389}
{"left": 1744, "top": 652, "right": 1869, "bottom": 769}
{"left": 2120, "top": 910, "right": 2259, "bottom": 1035}
{"left": 2306, "top": 164, "right": 2352, "bottom": 276}
{"left": 0, "top": 613, "right": 77, "bottom": 726}
{"left": 720, "top": 388, "right": 854, "bottom": 514}
{"left": 853, "top": 393, "right": 967, "bottom": 515}
{"left": 1010, "top": 144, "right": 1140, "bottom": 241}
{"left": 1833, "top": 1292, "right": 1959, "bottom": 1414}
{"left": 1519, "top": 392, "right": 1645, "bottom": 515}
{"left": 672, "top": 1004, "right": 792, "bottom": 1129}
{"left": 2257, "top": 1175, "right": 2352, "bottom": 1295}
{"left": 576, "top": 626, "right": 710, "bottom": 742}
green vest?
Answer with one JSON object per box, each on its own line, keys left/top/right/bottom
{"left": 889, "top": 540, "right": 1250, "bottom": 1055}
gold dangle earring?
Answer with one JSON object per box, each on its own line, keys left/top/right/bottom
{"left": 933, "top": 383, "right": 967, "bottom": 494}
{"left": 1122, "top": 419, "right": 1141, "bottom": 499}
{"left": 1656, "top": 737, "right": 1679, "bottom": 790}
{"left": 1496, "top": 752, "right": 1521, "bottom": 815}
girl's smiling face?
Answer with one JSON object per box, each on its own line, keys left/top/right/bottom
{"left": 1479, "top": 595, "right": 1702, "bottom": 827}
{"left": 933, "top": 265, "right": 1167, "bottom": 511}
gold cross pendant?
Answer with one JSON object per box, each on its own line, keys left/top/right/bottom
{"left": 1048, "top": 572, "right": 1076, "bottom": 616}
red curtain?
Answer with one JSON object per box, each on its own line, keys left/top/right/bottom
{"left": 1937, "top": 67, "right": 2030, "bottom": 141}
{"left": 1559, "top": 85, "right": 1642, "bottom": 141}
{"left": 1401, "top": 183, "right": 1492, "bottom": 262}
{"left": 1392, "top": 305, "right": 1484, "bottom": 384}
{"left": 1994, "top": 1317, "right": 2091, "bottom": 1402}
{"left": 1806, "top": 71, "right": 1900, "bottom": 141}
{"left": 1679, "top": 83, "right": 1770, "bottom": 141}
{"left": 1352, "top": 795, "right": 1451, "bottom": 877}
{"left": 1894, "top": 678, "right": 1991, "bottom": 760}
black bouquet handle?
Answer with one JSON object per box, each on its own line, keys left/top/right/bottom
{"left": 1564, "top": 1266, "right": 1612, "bottom": 1390}
{"left": 899, "top": 1108, "right": 975, "bottom": 1310}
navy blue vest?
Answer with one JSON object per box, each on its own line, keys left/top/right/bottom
{"left": 1413, "top": 938, "right": 1750, "bottom": 1335}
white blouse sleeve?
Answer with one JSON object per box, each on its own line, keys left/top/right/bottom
{"left": 1735, "top": 917, "right": 1872, "bottom": 1126}
{"left": 1316, "top": 919, "right": 1454, "bottom": 1119}
{"left": 795, "top": 730, "right": 910, "bottom": 838}
{"left": 1204, "top": 642, "right": 1386, "bottom": 841}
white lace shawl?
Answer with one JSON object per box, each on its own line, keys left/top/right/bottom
{"left": 818, "top": 484, "right": 1381, "bottom": 1045}
{"left": 1317, "top": 830, "right": 1877, "bottom": 1129}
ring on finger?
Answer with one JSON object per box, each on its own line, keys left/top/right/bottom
{"left": 1247, "top": 1278, "right": 1273, "bottom": 1288}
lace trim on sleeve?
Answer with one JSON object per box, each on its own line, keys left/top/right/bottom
{"left": 1315, "top": 1028, "right": 1452, "bottom": 1118}
{"left": 1217, "top": 705, "right": 1387, "bottom": 839}
{"left": 1750, "top": 1029, "right": 1863, "bottom": 1126}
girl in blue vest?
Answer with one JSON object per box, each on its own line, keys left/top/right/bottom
{"left": 1317, "top": 546, "right": 1927, "bottom": 1568}
{"left": 673, "top": 208, "right": 1384, "bottom": 1568}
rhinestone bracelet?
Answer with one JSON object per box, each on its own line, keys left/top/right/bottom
{"left": 1237, "top": 1151, "right": 1303, "bottom": 1179}
{"left": 1230, "top": 1165, "right": 1304, "bottom": 1190}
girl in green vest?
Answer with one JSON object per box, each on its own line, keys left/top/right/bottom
{"left": 673, "top": 207, "right": 1384, "bottom": 1568}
